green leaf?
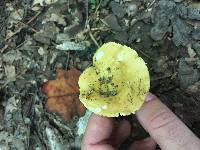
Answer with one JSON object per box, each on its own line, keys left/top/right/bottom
{"left": 90, "top": 0, "right": 96, "bottom": 9}
{"left": 197, "top": 59, "right": 200, "bottom": 69}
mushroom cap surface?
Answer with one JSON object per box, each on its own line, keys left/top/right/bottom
{"left": 78, "top": 42, "right": 150, "bottom": 117}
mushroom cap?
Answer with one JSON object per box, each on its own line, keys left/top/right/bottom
{"left": 78, "top": 42, "right": 150, "bottom": 117}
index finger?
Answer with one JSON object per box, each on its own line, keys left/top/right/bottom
{"left": 136, "top": 93, "right": 200, "bottom": 150}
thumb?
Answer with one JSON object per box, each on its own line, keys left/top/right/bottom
{"left": 136, "top": 93, "right": 200, "bottom": 150}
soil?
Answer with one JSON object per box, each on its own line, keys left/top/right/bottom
{"left": 0, "top": 0, "right": 200, "bottom": 149}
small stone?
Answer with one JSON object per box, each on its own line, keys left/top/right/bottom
{"left": 130, "top": 19, "right": 137, "bottom": 26}
{"left": 104, "top": 14, "right": 122, "bottom": 31}
{"left": 192, "top": 42, "right": 200, "bottom": 56}
{"left": 33, "top": 31, "right": 51, "bottom": 45}
{"left": 192, "top": 29, "right": 200, "bottom": 40}
{"left": 109, "top": 1, "right": 126, "bottom": 18}
{"left": 187, "top": 45, "right": 196, "bottom": 58}
{"left": 126, "top": 3, "right": 138, "bottom": 16}
{"left": 38, "top": 47, "right": 45, "bottom": 55}
{"left": 136, "top": 38, "right": 141, "bottom": 43}
{"left": 101, "top": 0, "right": 110, "bottom": 7}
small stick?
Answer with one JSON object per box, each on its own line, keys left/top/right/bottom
{"left": 137, "top": 49, "right": 155, "bottom": 61}
{"left": 94, "top": 0, "right": 103, "bottom": 14}
{"left": 151, "top": 74, "right": 175, "bottom": 81}
{"left": 5, "top": 11, "right": 41, "bottom": 41}
{"left": 18, "top": 21, "right": 38, "bottom": 32}
{"left": 87, "top": 24, "right": 100, "bottom": 47}
{"left": 0, "top": 44, "right": 8, "bottom": 53}
{"left": 89, "top": 31, "right": 100, "bottom": 47}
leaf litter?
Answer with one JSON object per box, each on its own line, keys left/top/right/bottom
{"left": 0, "top": 0, "right": 200, "bottom": 149}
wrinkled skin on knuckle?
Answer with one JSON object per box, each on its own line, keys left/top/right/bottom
{"left": 149, "top": 110, "right": 177, "bottom": 131}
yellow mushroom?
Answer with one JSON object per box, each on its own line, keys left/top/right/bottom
{"left": 78, "top": 42, "right": 150, "bottom": 117}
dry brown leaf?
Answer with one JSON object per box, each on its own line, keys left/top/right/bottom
{"left": 42, "top": 68, "right": 86, "bottom": 121}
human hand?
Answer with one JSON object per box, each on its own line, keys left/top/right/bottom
{"left": 81, "top": 93, "right": 200, "bottom": 150}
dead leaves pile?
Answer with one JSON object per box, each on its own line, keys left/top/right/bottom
{"left": 42, "top": 68, "right": 86, "bottom": 121}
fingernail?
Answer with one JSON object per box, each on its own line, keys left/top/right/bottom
{"left": 145, "top": 93, "right": 156, "bottom": 102}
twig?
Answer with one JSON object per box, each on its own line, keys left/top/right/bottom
{"left": 147, "top": 0, "right": 156, "bottom": 8}
{"left": 27, "top": 11, "right": 41, "bottom": 24}
{"left": 137, "top": 49, "right": 155, "bottom": 61}
{"left": 0, "top": 44, "right": 8, "bottom": 53}
{"left": 83, "top": 0, "right": 104, "bottom": 47}
{"left": 151, "top": 73, "right": 176, "bottom": 81}
{"left": 80, "top": 27, "right": 109, "bottom": 35}
{"left": 18, "top": 21, "right": 38, "bottom": 32}
{"left": 90, "top": 27, "right": 109, "bottom": 32}
{"left": 5, "top": 27, "right": 23, "bottom": 41}
{"left": 20, "top": 21, "right": 38, "bottom": 32}
{"left": 94, "top": 0, "right": 103, "bottom": 14}
{"left": 84, "top": 0, "right": 89, "bottom": 28}
{"left": 89, "top": 31, "right": 100, "bottom": 47}
{"left": 86, "top": 24, "right": 100, "bottom": 47}
{"left": 100, "top": 19, "right": 109, "bottom": 27}
{"left": 5, "top": 11, "right": 41, "bottom": 41}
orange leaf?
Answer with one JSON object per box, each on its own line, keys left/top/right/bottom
{"left": 42, "top": 68, "right": 86, "bottom": 121}
{"left": 43, "top": 68, "right": 81, "bottom": 97}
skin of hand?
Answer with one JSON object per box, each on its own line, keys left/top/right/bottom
{"left": 81, "top": 93, "right": 200, "bottom": 150}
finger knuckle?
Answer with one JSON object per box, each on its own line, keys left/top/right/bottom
{"left": 149, "top": 110, "right": 176, "bottom": 130}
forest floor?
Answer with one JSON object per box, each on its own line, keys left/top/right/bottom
{"left": 0, "top": 0, "right": 200, "bottom": 149}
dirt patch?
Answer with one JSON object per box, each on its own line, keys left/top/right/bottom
{"left": 0, "top": 0, "right": 200, "bottom": 149}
